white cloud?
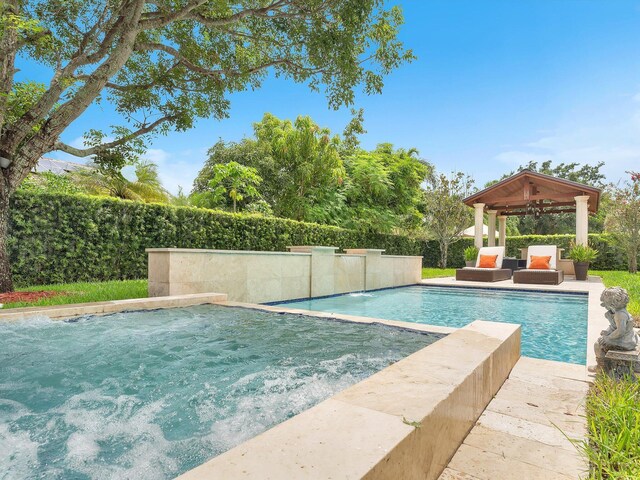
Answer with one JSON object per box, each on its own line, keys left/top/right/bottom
{"left": 493, "top": 95, "right": 640, "bottom": 184}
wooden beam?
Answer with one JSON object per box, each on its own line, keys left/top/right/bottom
{"left": 505, "top": 209, "right": 577, "bottom": 216}
{"left": 483, "top": 193, "right": 584, "bottom": 205}
{"left": 490, "top": 201, "right": 578, "bottom": 211}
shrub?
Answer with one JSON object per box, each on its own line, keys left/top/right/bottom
{"left": 8, "top": 192, "right": 424, "bottom": 287}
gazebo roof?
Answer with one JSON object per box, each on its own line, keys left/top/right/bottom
{"left": 463, "top": 169, "right": 601, "bottom": 216}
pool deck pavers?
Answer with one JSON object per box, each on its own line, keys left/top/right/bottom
{"left": 438, "top": 356, "right": 589, "bottom": 480}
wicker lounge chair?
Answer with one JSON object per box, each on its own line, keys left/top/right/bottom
{"left": 455, "top": 246, "right": 512, "bottom": 282}
{"left": 513, "top": 245, "right": 564, "bottom": 285}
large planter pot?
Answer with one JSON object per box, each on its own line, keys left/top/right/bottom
{"left": 574, "top": 261, "right": 590, "bottom": 281}
{"left": 465, "top": 261, "right": 475, "bottom": 267}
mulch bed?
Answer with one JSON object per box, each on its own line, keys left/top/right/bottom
{"left": 0, "top": 291, "right": 67, "bottom": 304}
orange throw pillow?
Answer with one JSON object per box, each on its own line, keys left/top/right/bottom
{"left": 529, "top": 255, "right": 552, "bottom": 270}
{"left": 478, "top": 254, "right": 498, "bottom": 268}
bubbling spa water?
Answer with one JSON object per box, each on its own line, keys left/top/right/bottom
{"left": 0, "top": 305, "right": 439, "bottom": 479}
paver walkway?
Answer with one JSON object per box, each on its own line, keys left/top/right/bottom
{"left": 439, "top": 356, "right": 589, "bottom": 480}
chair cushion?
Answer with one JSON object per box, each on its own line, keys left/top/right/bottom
{"left": 529, "top": 255, "right": 551, "bottom": 270}
{"left": 478, "top": 254, "right": 498, "bottom": 268}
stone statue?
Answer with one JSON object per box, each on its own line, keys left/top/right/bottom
{"left": 594, "top": 287, "right": 638, "bottom": 369}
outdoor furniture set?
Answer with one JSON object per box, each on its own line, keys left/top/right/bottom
{"left": 455, "top": 245, "right": 564, "bottom": 285}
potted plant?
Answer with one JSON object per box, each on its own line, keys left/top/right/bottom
{"left": 463, "top": 245, "right": 479, "bottom": 267}
{"left": 568, "top": 243, "right": 598, "bottom": 281}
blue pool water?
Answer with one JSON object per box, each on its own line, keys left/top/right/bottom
{"left": 277, "top": 286, "right": 589, "bottom": 364}
{"left": 0, "top": 305, "right": 439, "bottom": 480}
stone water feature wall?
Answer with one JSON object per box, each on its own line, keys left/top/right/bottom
{"left": 146, "top": 246, "right": 422, "bottom": 303}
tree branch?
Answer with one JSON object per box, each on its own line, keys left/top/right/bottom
{"left": 142, "top": 0, "right": 292, "bottom": 30}
{"left": 53, "top": 115, "right": 174, "bottom": 157}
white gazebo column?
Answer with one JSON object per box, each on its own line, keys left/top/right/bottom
{"left": 575, "top": 195, "right": 590, "bottom": 246}
{"left": 487, "top": 210, "right": 497, "bottom": 247}
{"left": 498, "top": 215, "right": 507, "bottom": 247}
{"left": 473, "top": 203, "right": 485, "bottom": 249}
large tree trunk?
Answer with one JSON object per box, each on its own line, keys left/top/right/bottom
{"left": 630, "top": 246, "right": 638, "bottom": 274}
{"left": 0, "top": 194, "right": 13, "bottom": 292}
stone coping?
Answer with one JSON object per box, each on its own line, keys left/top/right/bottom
{"left": 145, "top": 248, "right": 311, "bottom": 256}
{"left": 0, "top": 293, "right": 227, "bottom": 321}
{"left": 177, "top": 319, "right": 521, "bottom": 480}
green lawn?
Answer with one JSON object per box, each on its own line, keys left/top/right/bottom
{"left": 422, "top": 268, "right": 456, "bottom": 279}
{"left": 4, "top": 279, "right": 148, "bottom": 309}
{"left": 591, "top": 271, "right": 639, "bottom": 320}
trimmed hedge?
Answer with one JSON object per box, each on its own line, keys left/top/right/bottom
{"left": 8, "top": 192, "right": 424, "bottom": 287}
{"left": 423, "top": 234, "right": 628, "bottom": 271}
{"left": 8, "top": 192, "right": 629, "bottom": 287}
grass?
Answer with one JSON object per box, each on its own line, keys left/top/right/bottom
{"left": 580, "top": 373, "right": 640, "bottom": 479}
{"left": 4, "top": 279, "right": 148, "bottom": 309}
{"left": 591, "top": 271, "right": 640, "bottom": 321}
{"left": 422, "top": 268, "right": 456, "bottom": 279}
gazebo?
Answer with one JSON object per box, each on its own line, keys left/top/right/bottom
{"left": 462, "top": 169, "right": 601, "bottom": 249}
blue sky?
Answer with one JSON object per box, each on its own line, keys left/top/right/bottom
{"left": 41, "top": 0, "right": 640, "bottom": 194}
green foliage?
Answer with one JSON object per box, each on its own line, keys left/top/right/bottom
{"left": 580, "top": 373, "right": 640, "bottom": 479}
{"left": 191, "top": 161, "right": 262, "bottom": 212}
{"left": 8, "top": 191, "right": 423, "bottom": 287}
{"left": 463, "top": 246, "right": 479, "bottom": 262}
{"left": 18, "top": 172, "right": 82, "bottom": 195}
{"left": 194, "top": 115, "right": 431, "bottom": 232}
{"left": 71, "top": 160, "right": 170, "bottom": 203}
{"left": 4, "top": 0, "right": 414, "bottom": 163}
{"left": 423, "top": 171, "right": 474, "bottom": 268}
{"left": 568, "top": 242, "right": 599, "bottom": 263}
{"left": 606, "top": 172, "right": 640, "bottom": 273}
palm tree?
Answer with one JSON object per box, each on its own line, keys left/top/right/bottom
{"left": 71, "top": 160, "right": 170, "bottom": 203}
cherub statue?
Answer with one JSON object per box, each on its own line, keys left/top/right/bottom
{"left": 594, "top": 287, "right": 638, "bottom": 366}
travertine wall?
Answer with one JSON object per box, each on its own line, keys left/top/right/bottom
{"left": 146, "top": 247, "right": 422, "bottom": 303}
{"left": 176, "top": 320, "right": 521, "bottom": 480}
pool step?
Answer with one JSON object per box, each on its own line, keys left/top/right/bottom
{"left": 438, "top": 356, "right": 588, "bottom": 480}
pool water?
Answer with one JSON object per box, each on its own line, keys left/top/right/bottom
{"left": 278, "top": 286, "right": 588, "bottom": 364}
{"left": 0, "top": 305, "right": 439, "bottom": 480}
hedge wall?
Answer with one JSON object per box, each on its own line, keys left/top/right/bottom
{"left": 9, "top": 192, "right": 424, "bottom": 287}
{"left": 8, "top": 192, "right": 629, "bottom": 287}
{"left": 422, "top": 234, "right": 628, "bottom": 271}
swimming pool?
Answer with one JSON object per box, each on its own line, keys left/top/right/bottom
{"left": 276, "top": 286, "right": 588, "bottom": 364}
{"left": 0, "top": 304, "right": 440, "bottom": 480}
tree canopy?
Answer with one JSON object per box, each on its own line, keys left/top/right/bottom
{"left": 192, "top": 114, "right": 432, "bottom": 232}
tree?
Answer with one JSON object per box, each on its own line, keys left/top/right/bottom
{"left": 0, "top": 1, "right": 414, "bottom": 291}
{"left": 253, "top": 114, "right": 345, "bottom": 222}
{"left": 424, "top": 171, "right": 474, "bottom": 268}
{"left": 72, "top": 159, "right": 170, "bottom": 203}
{"left": 606, "top": 172, "right": 640, "bottom": 273}
{"left": 191, "top": 161, "right": 262, "bottom": 212}
{"left": 342, "top": 144, "right": 431, "bottom": 233}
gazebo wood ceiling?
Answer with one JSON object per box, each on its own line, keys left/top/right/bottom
{"left": 463, "top": 169, "right": 601, "bottom": 216}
